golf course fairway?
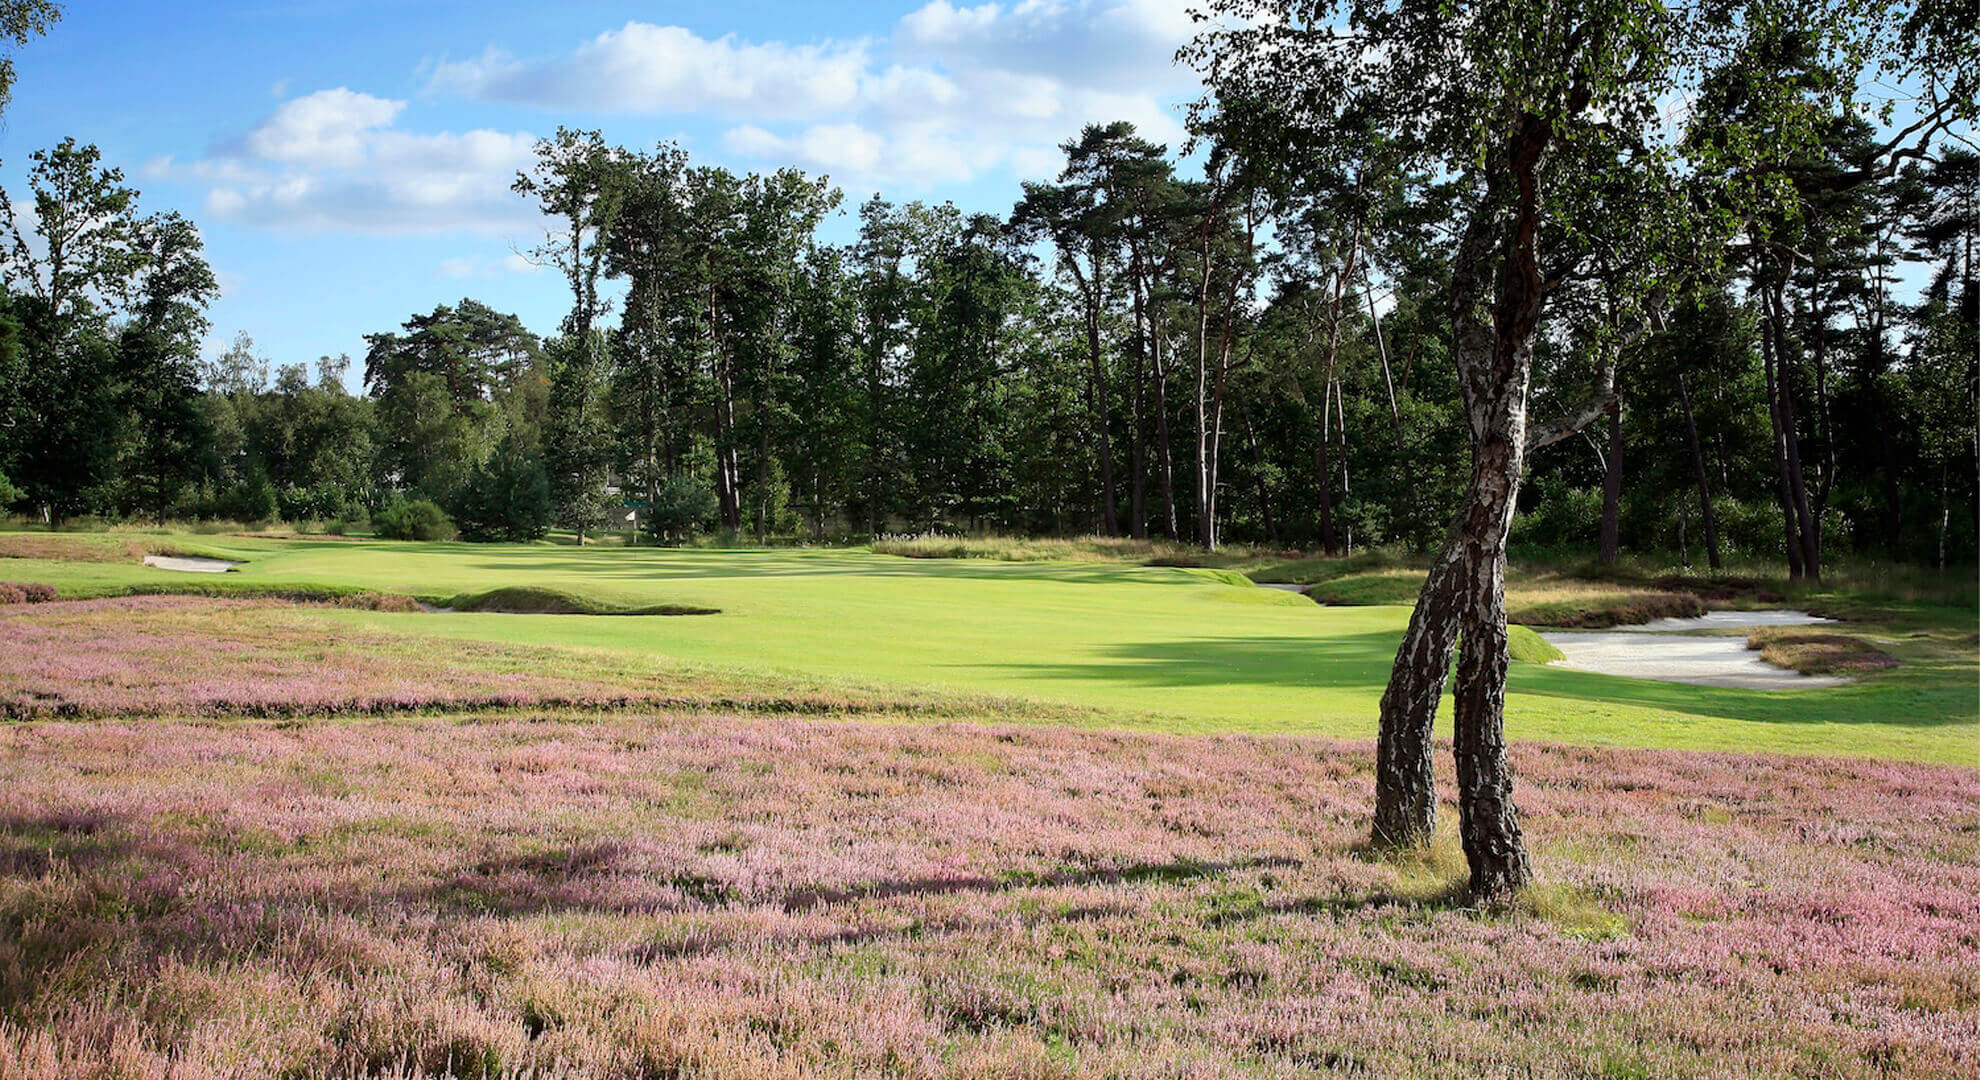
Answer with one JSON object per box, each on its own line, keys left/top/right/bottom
{"left": 6, "top": 535, "right": 1973, "bottom": 763}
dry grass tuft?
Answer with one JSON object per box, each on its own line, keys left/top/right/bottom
{"left": 0, "top": 534, "right": 149, "bottom": 563}
{"left": 1747, "top": 628, "right": 1901, "bottom": 676}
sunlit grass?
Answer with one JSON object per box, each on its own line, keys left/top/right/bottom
{"left": 1, "top": 529, "right": 1973, "bottom": 762}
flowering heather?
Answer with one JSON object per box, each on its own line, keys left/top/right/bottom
{"left": 0, "top": 596, "right": 935, "bottom": 719}
{"left": 0, "top": 713, "right": 1972, "bottom": 1079}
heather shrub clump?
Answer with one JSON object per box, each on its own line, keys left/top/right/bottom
{"left": 0, "top": 578, "right": 57, "bottom": 603}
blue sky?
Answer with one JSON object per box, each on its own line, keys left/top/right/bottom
{"left": 1, "top": 1, "right": 1203, "bottom": 383}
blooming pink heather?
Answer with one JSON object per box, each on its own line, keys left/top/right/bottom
{"left": 0, "top": 596, "right": 864, "bottom": 719}
{"left": 0, "top": 704, "right": 1974, "bottom": 1078}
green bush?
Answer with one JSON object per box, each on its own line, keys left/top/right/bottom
{"left": 646, "top": 474, "right": 718, "bottom": 543}
{"left": 219, "top": 472, "right": 279, "bottom": 524}
{"left": 372, "top": 497, "right": 456, "bottom": 541}
{"left": 0, "top": 467, "right": 22, "bottom": 510}
{"left": 452, "top": 449, "right": 551, "bottom": 542}
{"left": 1511, "top": 479, "right": 1601, "bottom": 553}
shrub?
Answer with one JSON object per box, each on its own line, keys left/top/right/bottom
{"left": 452, "top": 449, "right": 552, "bottom": 542}
{"left": 373, "top": 498, "right": 456, "bottom": 542}
{"left": 0, "top": 467, "right": 22, "bottom": 509}
{"left": 219, "top": 472, "right": 280, "bottom": 524}
{"left": 1511, "top": 479, "right": 1602, "bottom": 553}
{"left": 0, "top": 581, "right": 57, "bottom": 604}
{"left": 646, "top": 475, "right": 719, "bottom": 543}
{"left": 333, "top": 592, "right": 423, "bottom": 613}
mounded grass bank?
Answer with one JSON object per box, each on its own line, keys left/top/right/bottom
{"left": 1508, "top": 625, "right": 1566, "bottom": 663}
{"left": 447, "top": 585, "right": 720, "bottom": 616}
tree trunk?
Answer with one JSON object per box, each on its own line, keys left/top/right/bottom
{"left": 1371, "top": 525, "right": 1463, "bottom": 848}
{"left": 1780, "top": 347, "right": 1823, "bottom": 580}
{"left": 1153, "top": 331, "right": 1179, "bottom": 540}
{"left": 1444, "top": 113, "right": 1552, "bottom": 900}
{"left": 1598, "top": 394, "right": 1623, "bottom": 564}
{"left": 1086, "top": 302, "right": 1117, "bottom": 536}
{"left": 1760, "top": 298, "right": 1805, "bottom": 579}
{"left": 1205, "top": 325, "right": 1234, "bottom": 551}
{"left": 1676, "top": 372, "right": 1722, "bottom": 570}
{"left": 1367, "top": 282, "right": 1404, "bottom": 449}
{"left": 1765, "top": 281, "right": 1822, "bottom": 580}
{"left": 1129, "top": 269, "right": 1149, "bottom": 539}
{"left": 1194, "top": 221, "right": 1217, "bottom": 550}
{"left": 1335, "top": 378, "right": 1352, "bottom": 554}
{"left": 1317, "top": 379, "right": 1337, "bottom": 555}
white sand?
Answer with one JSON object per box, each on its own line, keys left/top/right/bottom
{"left": 141, "top": 554, "right": 241, "bottom": 574}
{"left": 1608, "top": 610, "right": 1836, "bottom": 633}
{"left": 1539, "top": 610, "right": 1846, "bottom": 690}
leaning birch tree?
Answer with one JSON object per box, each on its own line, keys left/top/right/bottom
{"left": 1187, "top": 0, "right": 1967, "bottom": 898}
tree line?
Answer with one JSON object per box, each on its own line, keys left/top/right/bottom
{"left": 0, "top": 4, "right": 1973, "bottom": 583}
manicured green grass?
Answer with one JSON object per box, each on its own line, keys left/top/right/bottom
{"left": 4, "top": 531, "right": 1973, "bottom": 763}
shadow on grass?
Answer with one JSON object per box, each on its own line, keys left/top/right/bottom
{"left": 988, "top": 632, "right": 1972, "bottom": 728}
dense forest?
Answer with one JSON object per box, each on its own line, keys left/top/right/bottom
{"left": 0, "top": 18, "right": 1973, "bottom": 578}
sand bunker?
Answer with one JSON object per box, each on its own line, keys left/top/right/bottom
{"left": 1607, "top": 610, "right": 1836, "bottom": 633}
{"left": 1540, "top": 610, "right": 1846, "bottom": 690}
{"left": 142, "top": 554, "right": 241, "bottom": 574}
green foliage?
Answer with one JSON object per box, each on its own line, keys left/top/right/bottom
{"left": 453, "top": 448, "right": 552, "bottom": 542}
{"left": 219, "top": 471, "right": 278, "bottom": 524}
{"left": 646, "top": 474, "right": 718, "bottom": 543}
{"left": 0, "top": 465, "right": 20, "bottom": 509}
{"left": 372, "top": 497, "right": 456, "bottom": 542}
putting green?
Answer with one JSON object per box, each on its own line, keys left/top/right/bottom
{"left": 7, "top": 536, "right": 1974, "bottom": 763}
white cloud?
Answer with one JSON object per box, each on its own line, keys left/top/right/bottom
{"left": 169, "top": 3, "right": 1207, "bottom": 235}
{"left": 184, "top": 88, "right": 538, "bottom": 233}
{"left": 428, "top": 1, "right": 1201, "bottom": 187}
{"left": 238, "top": 88, "right": 403, "bottom": 168}
{"left": 897, "top": 1, "right": 1200, "bottom": 94}
{"left": 429, "top": 25, "right": 871, "bottom": 119}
